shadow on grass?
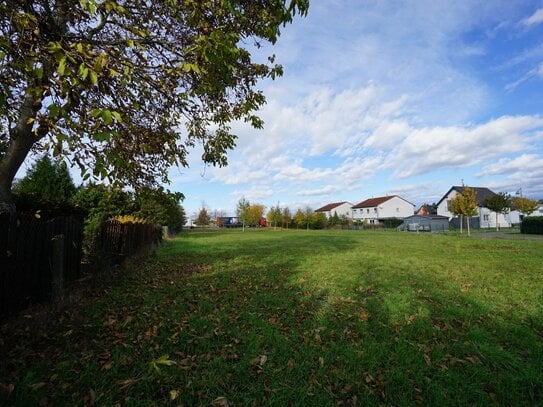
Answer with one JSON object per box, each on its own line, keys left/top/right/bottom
{"left": 2, "top": 229, "right": 542, "bottom": 406}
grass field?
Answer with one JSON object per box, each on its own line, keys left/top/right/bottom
{"left": 1, "top": 229, "right": 542, "bottom": 406}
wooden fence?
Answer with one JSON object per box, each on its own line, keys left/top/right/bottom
{"left": 99, "top": 220, "right": 160, "bottom": 263}
{"left": 0, "top": 213, "right": 83, "bottom": 317}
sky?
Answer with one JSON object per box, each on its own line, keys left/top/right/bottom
{"left": 20, "top": 1, "right": 543, "bottom": 217}
{"left": 175, "top": 0, "right": 543, "bottom": 217}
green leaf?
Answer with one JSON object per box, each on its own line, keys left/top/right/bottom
{"left": 111, "top": 111, "right": 122, "bottom": 123}
{"left": 101, "top": 110, "right": 113, "bottom": 125}
{"left": 89, "top": 70, "right": 98, "bottom": 85}
{"left": 47, "top": 104, "right": 61, "bottom": 118}
{"left": 78, "top": 63, "right": 89, "bottom": 80}
{"left": 57, "top": 56, "right": 66, "bottom": 76}
{"left": 93, "top": 131, "right": 112, "bottom": 142}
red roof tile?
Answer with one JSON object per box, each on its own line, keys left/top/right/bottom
{"left": 352, "top": 196, "right": 395, "bottom": 209}
{"left": 315, "top": 202, "right": 348, "bottom": 212}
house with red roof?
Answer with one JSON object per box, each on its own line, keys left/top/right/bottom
{"left": 315, "top": 201, "right": 353, "bottom": 219}
{"left": 351, "top": 195, "right": 415, "bottom": 224}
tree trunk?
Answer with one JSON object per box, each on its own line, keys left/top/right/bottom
{"left": 0, "top": 91, "right": 41, "bottom": 214}
{"left": 496, "top": 212, "right": 499, "bottom": 231}
{"left": 466, "top": 216, "right": 471, "bottom": 237}
{"left": 459, "top": 215, "right": 463, "bottom": 234}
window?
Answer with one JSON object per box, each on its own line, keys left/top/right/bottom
{"left": 483, "top": 214, "right": 489, "bottom": 221}
{"left": 373, "top": 208, "right": 377, "bottom": 212}
{"left": 396, "top": 208, "right": 399, "bottom": 212}
{"left": 366, "top": 209, "right": 370, "bottom": 214}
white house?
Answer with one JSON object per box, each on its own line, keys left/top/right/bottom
{"left": 436, "top": 186, "right": 510, "bottom": 228}
{"left": 351, "top": 195, "right": 414, "bottom": 224}
{"left": 509, "top": 204, "right": 543, "bottom": 224}
{"left": 315, "top": 201, "right": 353, "bottom": 219}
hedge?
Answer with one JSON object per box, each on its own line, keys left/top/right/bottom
{"left": 520, "top": 216, "right": 543, "bottom": 235}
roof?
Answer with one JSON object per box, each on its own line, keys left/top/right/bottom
{"left": 315, "top": 201, "right": 349, "bottom": 212}
{"left": 437, "top": 186, "right": 496, "bottom": 207}
{"left": 352, "top": 195, "right": 414, "bottom": 209}
{"left": 404, "top": 214, "right": 449, "bottom": 220}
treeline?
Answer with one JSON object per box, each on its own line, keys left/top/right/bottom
{"left": 13, "top": 156, "right": 186, "bottom": 257}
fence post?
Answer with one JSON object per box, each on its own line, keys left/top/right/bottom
{"left": 51, "top": 234, "right": 65, "bottom": 299}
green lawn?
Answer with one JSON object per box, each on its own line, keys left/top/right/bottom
{"left": 2, "top": 229, "right": 542, "bottom": 406}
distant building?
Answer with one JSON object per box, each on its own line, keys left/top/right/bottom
{"left": 436, "top": 186, "right": 510, "bottom": 229}
{"left": 315, "top": 202, "right": 353, "bottom": 219}
{"left": 402, "top": 214, "right": 450, "bottom": 232}
{"left": 352, "top": 195, "right": 414, "bottom": 224}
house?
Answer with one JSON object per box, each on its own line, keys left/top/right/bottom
{"left": 436, "top": 186, "right": 511, "bottom": 229}
{"left": 401, "top": 214, "right": 450, "bottom": 232}
{"left": 416, "top": 203, "right": 437, "bottom": 215}
{"left": 510, "top": 204, "right": 543, "bottom": 224}
{"left": 315, "top": 201, "right": 353, "bottom": 219}
{"left": 352, "top": 195, "right": 415, "bottom": 224}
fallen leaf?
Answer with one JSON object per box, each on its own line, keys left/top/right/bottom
{"left": 318, "top": 356, "right": 324, "bottom": 367}
{"left": 213, "top": 396, "right": 229, "bottom": 406}
{"left": 169, "top": 390, "right": 180, "bottom": 400}
{"left": 29, "top": 382, "right": 47, "bottom": 391}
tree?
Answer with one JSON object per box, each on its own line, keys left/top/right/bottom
{"left": 134, "top": 187, "right": 185, "bottom": 232}
{"left": 267, "top": 204, "right": 282, "bottom": 229}
{"left": 247, "top": 204, "right": 265, "bottom": 227}
{"left": 194, "top": 207, "right": 210, "bottom": 226}
{"left": 450, "top": 186, "right": 478, "bottom": 236}
{"left": 236, "top": 197, "right": 250, "bottom": 231}
{"left": 328, "top": 211, "right": 340, "bottom": 227}
{"left": 302, "top": 206, "right": 313, "bottom": 230}
{"left": 0, "top": 1, "right": 309, "bottom": 212}
{"left": 293, "top": 208, "right": 305, "bottom": 229}
{"left": 483, "top": 192, "right": 511, "bottom": 231}
{"left": 13, "top": 155, "right": 76, "bottom": 205}
{"left": 281, "top": 206, "right": 292, "bottom": 228}
{"left": 312, "top": 212, "right": 327, "bottom": 229}
{"left": 511, "top": 196, "right": 539, "bottom": 216}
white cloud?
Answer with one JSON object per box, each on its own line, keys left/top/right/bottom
{"left": 521, "top": 8, "right": 543, "bottom": 27}
{"left": 478, "top": 154, "right": 543, "bottom": 176}
{"left": 388, "top": 116, "right": 543, "bottom": 178}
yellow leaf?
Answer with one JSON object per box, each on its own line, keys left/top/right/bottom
{"left": 26, "top": 117, "right": 35, "bottom": 124}
{"left": 169, "top": 390, "right": 179, "bottom": 400}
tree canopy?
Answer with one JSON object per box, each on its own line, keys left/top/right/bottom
{"left": 483, "top": 192, "right": 510, "bottom": 231}
{"left": 13, "top": 155, "right": 76, "bottom": 205}
{"left": 0, "top": 0, "right": 309, "bottom": 210}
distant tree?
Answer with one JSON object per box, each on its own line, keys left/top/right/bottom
{"left": 236, "top": 197, "right": 251, "bottom": 231}
{"left": 511, "top": 196, "right": 539, "bottom": 216}
{"left": 312, "top": 212, "right": 327, "bottom": 229}
{"left": 449, "top": 186, "right": 478, "bottom": 236}
{"left": 483, "top": 192, "right": 511, "bottom": 231}
{"left": 449, "top": 193, "right": 464, "bottom": 234}
{"left": 281, "top": 206, "right": 292, "bottom": 228}
{"left": 134, "top": 187, "right": 185, "bottom": 232}
{"left": 293, "top": 209, "right": 305, "bottom": 229}
{"left": 13, "top": 155, "right": 76, "bottom": 205}
{"left": 267, "top": 204, "right": 282, "bottom": 229}
{"left": 303, "top": 206, "right": 313, "bottom": 230}
{"left": 328, "top": 211, "right": 340, "bottom": 227}
{"left": 460, "top": 185, "right": 477, "bottom": 236}
{"left": 195, "top": 207, "right": 211, "bottom": 226}
{"left": 247, "top": 204, "right": 265, "bottom": 227}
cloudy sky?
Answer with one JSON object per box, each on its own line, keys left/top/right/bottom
{"left": 172, "top": 1, "right": 543, "bottom": 217}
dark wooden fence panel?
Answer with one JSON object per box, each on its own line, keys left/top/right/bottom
{"left": 0, "top": 213, "right": 83, "bottom": 317}
{"left": 99, "top": 220, "right": 159, "bottom": 263}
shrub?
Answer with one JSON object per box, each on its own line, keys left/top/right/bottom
{"left": 520, "top": 216, "right": 543, "bottom": 235}
{"left": 383, "top": 218, "right": 404, "bottom": 229}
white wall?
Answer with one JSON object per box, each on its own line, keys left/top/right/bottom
{"left": 352, "top": 196, "right": 413, "bottom": 221}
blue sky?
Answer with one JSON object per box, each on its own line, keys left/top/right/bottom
{"left": 174, "top": 1, "right": 543, "bottom": 217}
{"left": 20, "top": 1, "right": 543, "bottom": 217}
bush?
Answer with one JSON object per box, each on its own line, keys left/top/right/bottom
{"left": 383, "top": 218, "right": 404, "bottom": 229}
{"left": 520, "top": 216, "right": 543, "bottom": 235}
